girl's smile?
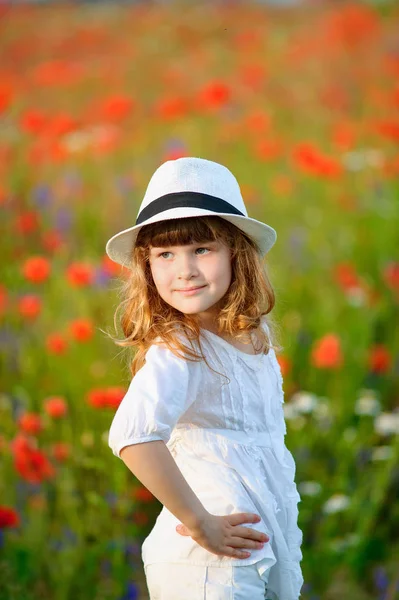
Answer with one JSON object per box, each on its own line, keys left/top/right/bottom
{"left": 175, "top": 285, "right": 207, "bottom": 295}
{"left": 149, "top": 240, "right": 232, "bottom": 327}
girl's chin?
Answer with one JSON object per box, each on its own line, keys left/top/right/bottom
{"left": 170, "top": 303, "right": 216, "bottom": 315}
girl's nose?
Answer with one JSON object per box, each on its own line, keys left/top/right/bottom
{"left": 177, "top": 255, "right": 199, "bottom": 279}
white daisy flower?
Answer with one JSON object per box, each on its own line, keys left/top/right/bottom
{"left": 298, "top": 481, "right": 322, "bottom": 496}
{"left": 374, "top": 412, "right": 399, "bottom": 436}
{"left": 322, "top": 494, "right": 350, "bottom": 514}
{"left": 290, "top": 392, "right": 318, "bottom": 414}
{"left": 355, "top": 390, "right": 381, "bottom": 416}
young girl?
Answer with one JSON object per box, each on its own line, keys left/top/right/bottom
{"left": 106, "top": 157, "right": 303, "bottom": 600}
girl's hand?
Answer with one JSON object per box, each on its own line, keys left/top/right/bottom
{"left": 176, "top": 512, "right": 269, "bottom": 559}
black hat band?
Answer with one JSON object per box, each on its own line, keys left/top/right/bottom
{"left": 135, "top": 191, "right": 245, "bottom": 226}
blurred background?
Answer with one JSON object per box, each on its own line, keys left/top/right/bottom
{"left": 0, "top": 0, "right": 398, "bottom": 599}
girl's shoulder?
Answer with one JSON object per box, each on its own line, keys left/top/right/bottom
{"left": 144, "top": 331, "right": 203, "bottom": 369}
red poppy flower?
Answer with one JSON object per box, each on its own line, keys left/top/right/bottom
{"left": 101, "top": 255, "right": 124, "bottom": 277}
{"left": 51, "top": 442, "right": 70, "bottom": 462}
{"left": 32, "top": 60, "right": 84, "bottom": 87}
{"left": 98, "top": 95, "right": 135, "bottom": 122}
{"left": 244, "top": 110, "right": 270, "bottom": 136}
{"left": 0, "top": 83, "right": 13, "bottom": 115}
{"left": 18, "top": 412, "right": 42, "bottom": 436}
{"left": 0, "top": 284, "right": 8, "bottom": 317}
{"left": 66, "top": 262, "right": 94, "bottom": 287}
{"left": 87, "top": 386, "right": 125, "bottom": 410}
{"left": 87, "top": 389, "right": 108, "bottom": 409}
{"left": 49, "top": 113, "right": 78, "bottom": 137}
{"left": 238, "top": 64, "right": 266, "bottom": 91}
{"left": 323, "top": 4, "right": 380, "bottom": 47}
{"left": 277, "top": 355, "right": 291, "bottom": 378}
{"left": 22, "top": 256, "right": 51, "bottom": 284}
{"left": 311, "top": 334, "right": 343, "bottom": 369}
{"left": 18, "top": 295, "right": 42, "bottom": 319}
{"left": 105, "top": 387, "right": 126, "bottom": 409}
{"left": 255, "top": 138, "right": 283, "bottom": 162}
{"left": 46, "top": 333, "right": 68, "bottom": 355}
{"left": 382, "top": 262, "right": 399, "bottom": 292}
{"left": 19, "top": 109, "right": 47, "bottom": 135}
{"left": 331, "top": 122, "right": 356, "bottom": 151}
{"left": 69, "top": 318, "right": 94, "bottom": 342}
{"left": 10, "top": 433, "right": 32, "bottom": 455}
{"left": 0, "top": 185, "right": 7, "bottom": 206}
{"left": 0, "top": 507, "right": 20, "bottom": 528}
{"left": 42, "top": 230, "right": 63, "bottom": 253}
{"left": 292, "top": 143, "right": 342, "bottom": 178}
{"left": 384, "top": 155, "right": 399, "bottom": 178}
{"left": 28, "top": 136, "right": 68, "bottom": 166}
{"left": 91, "top": 125, "right": 121, "bottom": 155}
{"left": 132, "top": 486, "right": 154, "bottom": 503}
{"left": 14, "top": 447, "right": 55, "bottom": 484}
{"left": 368, "top": 345, "right": 392, "bottom": 374}
{"left": 154, "top": 95, "right": 188, "bottom": 120}
{"left": 15, "top": 210, "right": 39, "bottom": 234}
{"left": 44, "top": 396, "right": 68, "bottom": 419}
{"left": 197, "top": 80, "right": 231, "bottom": 110}
{"left": 333, "top": 263, "right": 361, "bottom": 292}
{"left": 375, "top": 120, "right": 399, "bottom": 142}
{"left": 162, "top": 148, "right": 188, "bottom": 162}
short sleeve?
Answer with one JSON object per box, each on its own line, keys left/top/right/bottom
{"left": 108, "top": 344, "right": 201, "bottom": 458}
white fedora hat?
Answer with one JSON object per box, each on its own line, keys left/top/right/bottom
{"left": 105, "top": 157, "right": 277, "bottom": 267}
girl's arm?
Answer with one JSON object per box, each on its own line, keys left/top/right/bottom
{"left": 120, "top": 440, "right": 269, "bottom": 559}
{"left": 120, "top": 439, "right": 208, "bottom": 530}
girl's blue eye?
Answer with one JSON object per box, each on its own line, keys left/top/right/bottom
{"left": 196, "top": 247, "right": 210, "bottom": 255}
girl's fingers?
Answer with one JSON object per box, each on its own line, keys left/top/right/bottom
{"left": 228, "top": 513, "right": 261, "bottom": 526}
{"left": 228, "top": 536, "right": 265, "bottom": 550}
{"left": 232, "top": 526, "right": 269, "bottom": 542}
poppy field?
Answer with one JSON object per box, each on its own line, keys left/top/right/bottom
{"left": 0, "top": 1, "right": 398, "bottom": 599}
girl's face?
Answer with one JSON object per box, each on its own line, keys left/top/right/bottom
{"left": 149, "top": 239, "right": 232, "bottom": 328}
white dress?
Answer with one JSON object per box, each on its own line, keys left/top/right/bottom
{"left": 108, "top": 320, "right": 304, "bottom": 600}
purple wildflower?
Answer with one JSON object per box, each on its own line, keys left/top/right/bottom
{"left": 119, "top": 581, "right": 139, "bottom": 600}
{"left": 55, "top": 207, "right": 73, "bottom": 232}
{"left": 373, "top": 566, "right": 389, "bottom": 591}
{"left": 94, "top": 267, "right": 112, "bottom": 288}
{"left": 32, "top": 185, "right": 52, "bottom": 209}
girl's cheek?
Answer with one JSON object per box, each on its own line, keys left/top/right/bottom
{"left": 154, "top": 270, "right": 170, "bottom": 285}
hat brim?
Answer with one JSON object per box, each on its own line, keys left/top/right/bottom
{"left": 105, "top": 207, "right": 277, "bottom": 268}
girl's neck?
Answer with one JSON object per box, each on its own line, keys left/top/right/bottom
{"left": 201, "top": 326, "right": 260, "bottom": 356}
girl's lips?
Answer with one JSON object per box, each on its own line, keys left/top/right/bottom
{"left": 175, "top": 285, "right": 206, "bottom": 295}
